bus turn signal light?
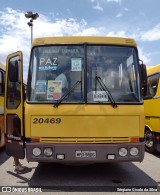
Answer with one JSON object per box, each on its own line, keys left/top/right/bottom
{"left": 31, "top": 137, "right": 40, "bottom": 142}
{"left": 130, "top": 137, "right": 139, "bottom": 142}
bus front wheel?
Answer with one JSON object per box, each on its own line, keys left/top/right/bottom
{"left": 144, "top": 129, "right": 156, "bottom": 153}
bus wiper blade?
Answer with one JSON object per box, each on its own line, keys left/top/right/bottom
{"left": 54, "top": 81, "right": 82, "bottom": 108}
{"left": 96, "top": 76, "right": 118, "bottom": 108}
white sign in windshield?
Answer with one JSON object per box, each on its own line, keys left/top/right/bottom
{"left": 93, "top": 91, "right": 108, "bottom": 102}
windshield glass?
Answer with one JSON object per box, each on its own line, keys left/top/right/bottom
{"left": 28, "top": 45, "right": 84, "bottom": 102}
{"left": 87, "top": 45, "right": 140, "bottom": 103}
{"left": 28, "top": 45, "right": 141, "bottom": 104}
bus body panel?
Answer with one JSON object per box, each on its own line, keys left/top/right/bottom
{"left": 32, "top": 36, "right": 137, "bottom": 47}
{"left": 25, "top": 104, "right": 144, "bottom": 138}
{"left": 144, "top": 64, "right": 160, "bottom": 152}
{"left": 30, "top": 115, "right": 139, "bottom": 137}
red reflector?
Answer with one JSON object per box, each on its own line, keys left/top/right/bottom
{"left": 130, "top": 137, "right": 139, "bottom": 142}
{"left": 156, "top": 136, "right": 160, "bottom": 140}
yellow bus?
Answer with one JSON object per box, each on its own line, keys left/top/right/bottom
{"left": 0, "top": 62, "right": 5, "bottom": 148}
{"left": 4, "top": 36, "right": 147, "bottom": 163}
{"left": 144, "top": 64, "right": 160, "bottom": 153}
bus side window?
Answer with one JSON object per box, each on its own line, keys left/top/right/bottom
{"left": 148, "top": 84, "right": 155, "bottom": 97}
{"left": 147, "top": 73, "right": 159, "bottom": 98}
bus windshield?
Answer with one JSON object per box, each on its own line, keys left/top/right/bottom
{"left": 28, "top": 44, "right": 141, "bottom": 104}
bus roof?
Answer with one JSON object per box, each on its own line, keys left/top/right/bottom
{"left": 146, "top": 64, "right": 160, "bottom": 76}
{"left": 32, "top": 36, "right": 137, "bottom": 47}
{"left": 0, "top": 62, "right": 6, "bottom": 71}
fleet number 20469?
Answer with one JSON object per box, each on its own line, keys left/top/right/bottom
{"left": 33, "top": 118, "right": 61, "bottom": 124}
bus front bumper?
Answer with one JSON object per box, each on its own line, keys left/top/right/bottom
{"left": 26, "top": 142, "right": 145, "bottom": 163}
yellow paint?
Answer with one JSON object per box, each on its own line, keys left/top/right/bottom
{"left": 25, "top": 103, "right": 144, "bottom": 141}
{"left": 145, "top": 64, "right": 160, "bottom": 133}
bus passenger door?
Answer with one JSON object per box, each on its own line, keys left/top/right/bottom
{"left": 0, "top": 70, "right": 5, "bottom": 148}
{"left": 4, "top": 51, "right": 25, "bottom": 159}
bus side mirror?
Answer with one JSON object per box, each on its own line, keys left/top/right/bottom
{"left": 140, "top": 63, "right": 147, "bottom": 97}
{"left": 8, "top": 60, "right": 19, "bottom": 82}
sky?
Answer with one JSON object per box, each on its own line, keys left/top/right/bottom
{"left": 0, "top": 0, "right": 160, "bottom": 79}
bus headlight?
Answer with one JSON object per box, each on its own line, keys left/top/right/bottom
{"left": 118, "top": 147, "right": 128, "bottom": 157}
{"left": 44, "top": 148, "right": 53, "bottom": 157}
{"left": 32, "top": 147, "right": 41, "bottom": 157}
{"left": 130, "top": 147, "right": 139, "bottom": 156}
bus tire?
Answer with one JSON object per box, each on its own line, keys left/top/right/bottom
{"left": 144, "top": 129, "right": 156, "bottom": 153}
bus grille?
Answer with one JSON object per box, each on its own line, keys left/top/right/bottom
{"left": 40, "top": 137, "right": 130, "bottom": 143}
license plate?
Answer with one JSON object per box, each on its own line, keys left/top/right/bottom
{"left": 76, "top": 151, "right": 96, "bottom": 158}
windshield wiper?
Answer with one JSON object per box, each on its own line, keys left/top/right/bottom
{"left": 96, "top": 76, "right": 118, "bottom": 108}
{"left": 54, "top": 81, "right": 82, "bottom": 108}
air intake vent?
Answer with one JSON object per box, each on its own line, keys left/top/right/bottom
{"left": 40, "top": 137, "right": 130, "bottom": 143}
